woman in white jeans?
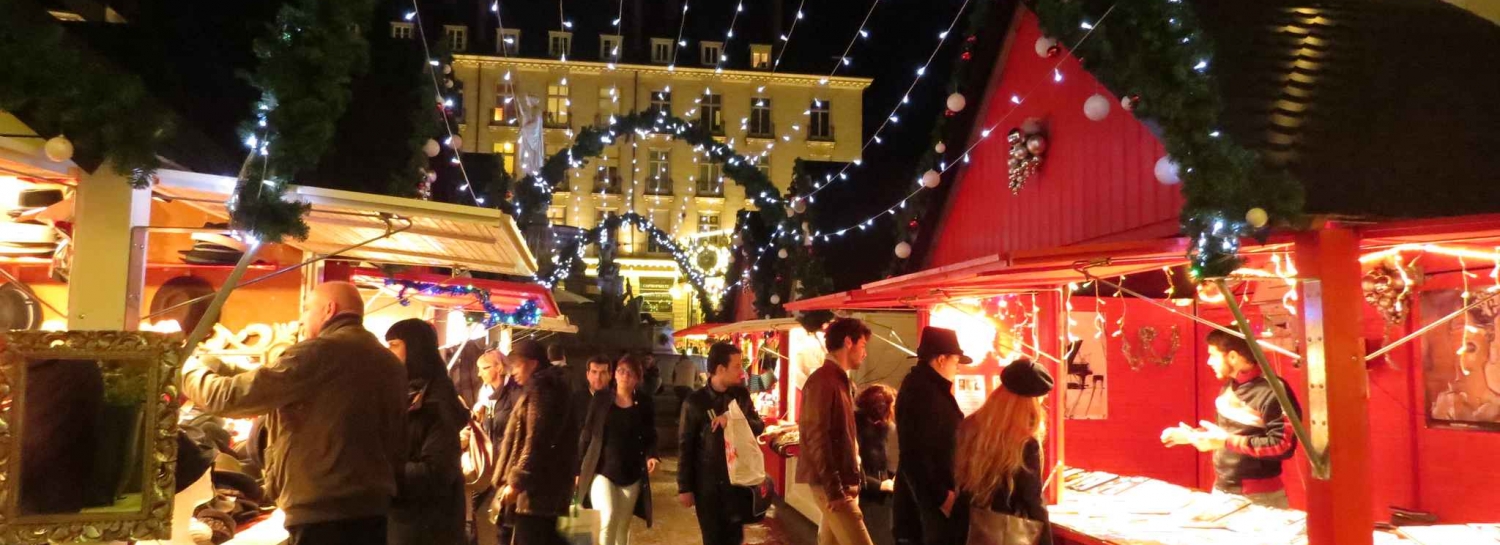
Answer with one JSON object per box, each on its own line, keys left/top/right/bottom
{"left": 576, "top": 354, "right": 660, "bottom": 545}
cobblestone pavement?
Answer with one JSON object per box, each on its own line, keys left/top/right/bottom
{"left": 622, "top": 457, "right": 817, "bottom": 545}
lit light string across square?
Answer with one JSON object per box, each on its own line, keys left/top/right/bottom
{"left": 386, "top": 278, "right": 542, "bottom": 327}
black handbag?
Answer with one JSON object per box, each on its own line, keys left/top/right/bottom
{"left": 726, "top": 477, "right": 776, "bottom": 524}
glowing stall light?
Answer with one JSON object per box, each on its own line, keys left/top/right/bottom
{"left": 929, "top": 304, "right": 998, "bottom": 364}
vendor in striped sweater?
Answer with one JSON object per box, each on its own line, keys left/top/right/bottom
{"left": 1161, "top": 329, "right": 1301, "bottom": 509}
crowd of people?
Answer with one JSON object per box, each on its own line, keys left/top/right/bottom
{"left": 179, "top": 281, "right": 1295, "bottom": 545}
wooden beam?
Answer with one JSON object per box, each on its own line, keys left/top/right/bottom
{"left": 1295, "top": 226, "right": 1373, "bottom": 545}
{"left": 304, "top": 213, "right": 496, "bottom": 244}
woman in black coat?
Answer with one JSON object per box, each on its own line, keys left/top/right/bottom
{"left": 576, "top": 355, "right": 660, "bottom": 545}
{"left": 855, "top": 384, "right": 899, "bottom": 545}
{"left": 385, "top": 319, "right": 468, "bottom": 545}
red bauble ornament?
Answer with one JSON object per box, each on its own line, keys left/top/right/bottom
{"left": 908, "top": 220, "right": 918, "bottom": 229}
{"left": 966, "top": 36, "right": 977, "bottom": 43}
{"left": 944, "top": 110, "right": 956, "bottom": 118}
{"left": 961, "top": 51, "right": 972, "bottom": 61}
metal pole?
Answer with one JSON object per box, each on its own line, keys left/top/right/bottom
{"left": 145, "top": 217, "right": 412, "bottom": 321}
{"left": 1365, "top": 288, "right": 1500, "bottom": 362}
{"left": 179, "top": 243, "right": 263, "bottom": 359}
{"left": 1216, "top": 278, "right": 1328, "bottom": 475}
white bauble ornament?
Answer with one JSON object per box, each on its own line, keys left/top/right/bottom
{"left": 946, "top": 93, "right": 967, "bottom": 113}
{"left": 935, "top": 141, "right": 947, "bottom": 154}
{"left": 443, "top": 64, "right": 453, "bottom": 75}
{"left": 894, "top": 241, "right": 912, "bottom": 259}
{"left": 1246, "top": 208, "right": 1269, "bottom": 229}
{"left": 423, "top": 139, "right": 441, "bottom": 157}
{"left": 447, "top": 135, "right": 463, "bottom": 149}
{"left": 920, "top": 169, "right": 941, "bottom": 189}
{"left": 44, "top": 135, "right": 74, "bottom": 163}
{"left": 792, "top": 199, "right": 807, "bottom": 214}
{"left": 1083, "top": 94, "right": 1111, "bottom": 121}
{"left": 1034, "top": 36, "right": 1058, "bottom": 58}
{"left": 1154, "top": 156, "right": 1181, "bottom": 185}
{"left": 770, "top": 294, "right": 782, "bottom": 305}
{"left": 777, "top": 248, "right": 789, "bottom": 259}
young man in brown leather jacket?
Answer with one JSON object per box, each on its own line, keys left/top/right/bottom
{"left": 798, "top": 318, "right": 876, "bottom": 545}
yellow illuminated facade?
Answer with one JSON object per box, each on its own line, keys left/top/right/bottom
{"left": 449, "top": 45, "right": 871, "bottom": 327}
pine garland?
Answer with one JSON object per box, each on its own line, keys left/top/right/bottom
{"left": 1030, "top": 0, "right": 1302, "bottom": 277}
{"left": 0, "top": 0, "right": 172, "bottom": 187}
{"left": 540, "top": 212, "right": 719, "bottom": 317}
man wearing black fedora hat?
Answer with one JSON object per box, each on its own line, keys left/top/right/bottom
{"left": 893, "top": 327, "right": 971, "bottom": 545}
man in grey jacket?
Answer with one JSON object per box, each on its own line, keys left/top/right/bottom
{"left": 183, "top": 282, "right": 407, "bottom": 545}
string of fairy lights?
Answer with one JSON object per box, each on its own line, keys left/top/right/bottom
{"left": 406, "top": 0, "right": 481, "bottom": 206}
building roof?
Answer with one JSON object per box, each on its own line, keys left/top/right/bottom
{"left": 1193, "top": 0, "right": 1500, "bottom": 219}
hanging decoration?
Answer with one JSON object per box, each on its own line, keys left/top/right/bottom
{"left": 1153, "top": 156, "right": 1181, "bottom": 185}
{"left": 43, "top": 135, "right": 74, "bottom": 163}
{"left": 1083, "top": 93, "right": 1111, "bottom": 121}
{"left": 1006, "top": 121, "right": 1047, "bottom": 194}
{"left": 1362, "top": 258, "right": 1418, "bottom": 325}
{"left": 385, "top": 278, "right": 542, "bottom": 328}
{"left": 1120, "top": 325, "right": 1181, "bottom": 371}
{"left": 1034, "top": 36, "right": 1060, "bottom": 58}
{"left": 946, "top": 92, "right": 968, "bottom": 113}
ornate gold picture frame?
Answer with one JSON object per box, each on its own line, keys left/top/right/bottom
{"left": 0, "top": 331, "right": 183, "bottom": 543}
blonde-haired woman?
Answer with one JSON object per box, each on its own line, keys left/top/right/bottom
{"left": 954, "top": 359, "right": 1054, "bottom": 545}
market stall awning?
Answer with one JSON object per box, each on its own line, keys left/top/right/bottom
{"left": 708, "top": 318, "right": 802, "bottom": 335}
{"left": 154, "top": 169, "right": 538, "bottom": 276}
{"left": 673, "top": 322, "right": 727, "bottom": 339}
{"left": 787, "top": 238, "right": 1194, "bottom": 312}
{"left": 348, "top": 268, "right": 560, "bottom": 318}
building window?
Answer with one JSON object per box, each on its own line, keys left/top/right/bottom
{"left": 391, "top": 22, "right": 414, "bottom": 40}
{"left": 548, "top": 31, "right": 572, "bottom": 58}
{"left": 749, "top": 97, "right": 772, "bottom": 137}
{"left": 597, "top": 87, "right": 617, "bottom": 124}
{"left": 594, "top": 156, "right": 621, "bottom": 193}
{"left": 492, "top": 84, "right": 518, "bottom": 125}
{"left": 650, "top": 38, "right": 673, "bottom": 64}
{"left": 546, "top": 82, "right": 570, "bottom": 127}
{"left": 750, "top": 44, "right": 772, "bottom": 69}
{"left": 698, "top": 211, "right": 721, "bottom": 233}
{"left": 700, "top": 93, "right": 723, "bottom": 135}
{"left": 445, "top": 25, "right": 468, "bottom": 52}
{"left": 493, "top": 141, "right": 516, "bottom": 176}
{"left": 649, "top": 90, "right": 672, "bottom": 117}
{"left": 700, "top": 41, "right": 722, "bottom": 66}
{"left": 697, "top": 162, "right": 723, "bottom": 196}
{"left": 756, "top": 157, "right": 771, "bottom": 182}
{"left": 596, "top": 208, "right": 616, "bottom": 225}
{"left": 809, "top": 99, "right": 832, "bottom": 141}
{"left": 600, "top": 34, "right": 622, "bottom": 61}
{"left": 498, "top": 28, "right": 520, "bottom": 55}
{"left": 647, "top": 150, "right": 671, "bottom": 195}
{"left": 647, "top": 210, "right": 672, "bottom": 253}
{"left": 547, "top": 206, "right": 566, "bottom": 225}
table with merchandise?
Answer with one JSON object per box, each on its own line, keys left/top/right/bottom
{"left": 1050, "top": 469, "right": 1499, "bottom": 545}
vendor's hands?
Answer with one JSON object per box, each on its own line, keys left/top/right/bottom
{"left": 940, "top": 490, "right": 957, "bottom": 518}
{"left": 678, "top": 493, "right": 695, "bottom": 508}
{"left": 1161, "top": 422, "right": 1196, "bottom": 447}
{"left": 1189, "top": 421, "right": 1229, "bottom": 452}
{"left": 880, "top": 479, "right": 895, "bottom": 493}
{"left": 710, "top": 413, "right": 730, "bottom": 432}
{"left": 647, "top": 458, "right": 660, "bottom": 475}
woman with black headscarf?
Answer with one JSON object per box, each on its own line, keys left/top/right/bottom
{"left": 385, "top": 319, "right": 468, "bottom": 545}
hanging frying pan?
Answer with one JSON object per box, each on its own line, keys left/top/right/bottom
{"left": 0, "top": 282, "right": 43, "bottom": 330}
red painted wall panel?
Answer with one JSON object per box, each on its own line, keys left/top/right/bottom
{"left": 925, "top": 9, "right": 1183, "bottom": 269}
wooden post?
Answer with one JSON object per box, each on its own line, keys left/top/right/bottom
{"left": 68, "top": 166, "right": 150, "bottom": 330}
{"left": 1294, "top": 226, "right": 1372, "bottom": 545}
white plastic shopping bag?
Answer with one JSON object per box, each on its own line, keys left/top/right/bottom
{"left": 725, "top": 402, "right": 767, "bottom": 486}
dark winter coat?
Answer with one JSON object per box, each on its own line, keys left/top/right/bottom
{"left": 390, "top": 380, "right": 467, "bottom": 545}
{"left": 493, "top": 364, "right": 583, "bottom": 518}
{"left": 856, "top": 413, "right": 896, "bottom": 505}
{"left": 577, "top": 389, "right": 659, "bottom": 526}
{"left": 894, "top": 364, "right": 963, "bottom": 534}
{"left": 677, "top": 385, "right": 765, "bottom": 497}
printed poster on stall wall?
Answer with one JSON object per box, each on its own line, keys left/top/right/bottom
{"left": 955, "top": 374, "right": 988, "bottom": 415}
{"left": 1421, "top": 289, "right": 1500, "bottom": 431}
{"left": 1064, "top": 311, "right": 1108, "bottom": 420}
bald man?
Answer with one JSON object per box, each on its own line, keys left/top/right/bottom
{"left": 184, "top": 282, "right": 408, "bottom": 545}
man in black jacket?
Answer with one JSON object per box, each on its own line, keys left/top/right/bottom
{"left": 678, "top": 342, "right": 766, "bottom": 545}
{"left": 893, "top": 327, "right": 971, "bottom": 545}
{"left": 492, "top": 340, "right": 583, "bottom": 545}
{"left": 1162, "top": 329, "right": 1300, "bottom": 508}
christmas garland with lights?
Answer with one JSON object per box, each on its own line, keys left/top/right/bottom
{"left": 539, "top": 212, "right": 719, "bottom": 317}
{"left": 385, "top": 278, "right": 542, "bottom": 327}
{"left": 1030, "top": 0, "right": 1302, "bottom": 277}
{"left": 0, "top": 0, "right": 172, "bottom": 188}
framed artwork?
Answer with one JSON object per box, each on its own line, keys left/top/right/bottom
{"left": 1422, "top": 289, "right": 1500, "bottom": 430}
{"left": 1064, "top": 311, "right": 1108, "bottom": 420}
{"left": 955, "top": 374, "right": 988, "bottom": 416}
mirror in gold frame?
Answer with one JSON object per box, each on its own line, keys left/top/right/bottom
{"left": 0, "top": 330, "right": 183, "bottom": 543}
